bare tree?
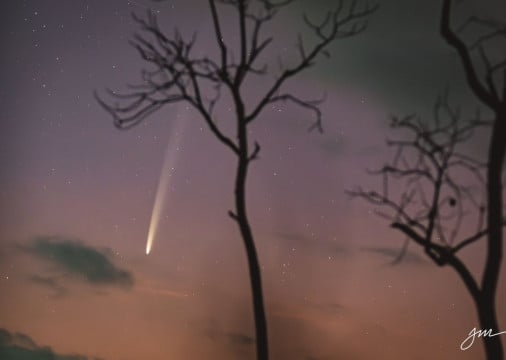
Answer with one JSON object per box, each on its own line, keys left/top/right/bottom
{"left": 351, "top": 0, "right": 506, "bottom": 358}
{"left": 349, "top": 95, "right": 501, "bottom": 354}
{"left": 441, "top": 0, "right": 506, "bottom": 358}
{"left": 95, "top": 1, "right": 376, "bottom": 359}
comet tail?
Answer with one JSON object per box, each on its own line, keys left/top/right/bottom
{"left": 145, "top": 109, "right": 186, "bottom": 254}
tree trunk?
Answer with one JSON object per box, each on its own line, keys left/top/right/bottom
{"left": 477, "top": 295, "right": 503, "bottom": 360}
{"left": 234, "top": 120, "right": 269, "bottom": 360}
{"left": 480, "top": 110, "right": 506, "bottom": 360}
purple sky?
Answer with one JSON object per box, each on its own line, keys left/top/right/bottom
{"left": 1, "top": 0, "right": 505, "bottom": 359}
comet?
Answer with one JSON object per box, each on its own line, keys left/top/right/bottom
{"left": 145, "top": 108, "right": 186, "bottom": 255}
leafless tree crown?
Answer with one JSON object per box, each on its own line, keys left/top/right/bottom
{"left": 349, "top": 95, "right": 502, "bottom": 273}
{"left": 95, "top": 0, "right": 377, "bottom": 146}
{"left": 443, "top": 0, "right": 506, "bottom": 108}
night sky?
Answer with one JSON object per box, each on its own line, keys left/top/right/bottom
{"left": 1, "top": 0, "right": 505, "bottom": 359}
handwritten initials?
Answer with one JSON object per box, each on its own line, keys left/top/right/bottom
{"left": 461, "top": 328, "right": 506, "bottom": 351}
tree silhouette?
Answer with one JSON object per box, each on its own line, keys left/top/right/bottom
{"left": 349, "top": 95, "right": 502, "bottom": 355}
{"left": 441, "top": 1, "right": 506, "bottom": 358}
{"left": 351, "top": 1, "right": 506, "bottom": 358}
{"left": 95, "top": 1, "right": 376, "bottom": 359}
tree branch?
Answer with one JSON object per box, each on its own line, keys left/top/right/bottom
{"left": 246, "top": 0, "right": 378, "bottom": 123}
{"left": 440, "top": 0, "right": 499, "bottom": 107}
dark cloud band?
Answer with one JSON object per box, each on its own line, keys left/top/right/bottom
{"left": 26, "top": 236, "right": 134, "bottom": 289}
{"left": 0, "top": 328, "right": 103, "bottom": 360}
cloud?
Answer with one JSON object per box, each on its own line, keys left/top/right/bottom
{"left": 136, "top": 285, "right": 189, "bottom": 299}
{"left": 308, "top": 301, "right": 345, "bottom": 315}
{"left": 272, "top": 300, "right": 346, "bottom": 324}
{"left": 225, "top": 332, "right": 255, "bottom": 346}
{"left": 361, "top": 245, "right": 425, "bottom": 265}
{"left": 25, "top": 236, "right": 134, "bottom": 289}
{"left": 0, "top": 328, "right": 103, "bottom": 360}
{"left": 29, "top": 275, "right": 67, "bottom": 298}
{"left": 200, "top": 320, "right": 254, "bottom": 348}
